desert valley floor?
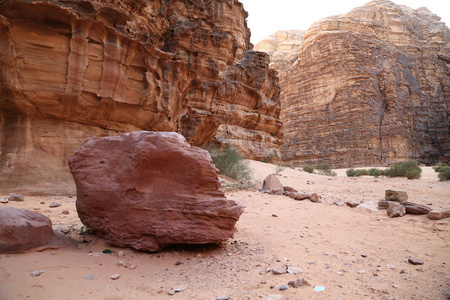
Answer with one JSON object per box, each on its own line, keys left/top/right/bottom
{"left": 0, "top": 161, "right": 449, "bottom": 300}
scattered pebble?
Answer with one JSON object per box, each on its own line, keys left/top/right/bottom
{"left": 272, "top": 214, "right": 278, "bottom": 217}
{"left": 85, "top": 274, "right": 95, "bottom": 280}
{"left": 117, "top": 251, "right": 125, "bottom": 257}
{"left": 400, "top": 269, "right": 407, "bottom": 274}
{"left": 287, "top": 266, "right": 303, "bottom": 275}
{"left": 408, "top": 257, "right": 424, "bottom": 265}
{"left": 392, "top": 284, "right": 401, "bottom": 289}
{"left": 30, "top": 270, "right": 44, "bottom": 277}
{"left": 386, "top": 265, "right": 396, "bottom": 269}
{"left": 61, "top": 209, "right": 70, "bottom": 215}
{"left": 129, "top": 265, "right": 137, "bottom": 270}
{"left": 272, "top": 267, "right": 287, "bottom": 275}
{"left": 263, "top": 295, "right": 283, "bottom": 300}
{"left": 358, "top": 270, "right": 365, "bottom": 274}
{"left": 0, "top": 198, "right": 8, "bottom": 204}
{"left": 287, "top": 278, "right": 310, "bottom": 288}
{"left": 216, "top": 295, "right": 231, "bottom": 300}
{"left": 279, "top": 285, "right": 288, "bottom": 291}
{"left": 59, "top": 227, "right": 70, "bottom": 234}
{"left": 168, "top": 286, "right": 186, "bottom": 295}
{"left": 40, "top": 202, "right": 45, "bottom": 204}
{"left": 314, "top": 286, "right": 325, "bottom": 292}
{"left": 8, "top": 194, "right": 25, "bottom": 202}
{"left": 260, "top": 280, "right": 267, "bottom": 284}
{"left": 49, "top": 202, "right": 61, "bottom": 208}
{"left": 118, "top": 260, "right": 128, "bottom": 268}
{"left": 110, "top": 274, "right": 121, "bottom": 280}
{"left": 361, "top": 254, "right": 367, "bottom": 258}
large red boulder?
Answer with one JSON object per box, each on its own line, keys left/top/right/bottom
{"left": 0, "top": 207, "right": 76, "bottom": 253}
{"left": 68, "top": 131, "right": 244, "bottom": 251}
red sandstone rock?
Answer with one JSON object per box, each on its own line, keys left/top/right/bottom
{"left": 428, "top": 209, "right": 450, "bottom": 220}
{"left": 387, "top": 202, "right": 406, "bottom": 218}
{"left": 385, "top": 190, "right": 408, "bottom": 202}
{"left": 68, "top": 131, "right": 244, "bottom": 252}
{"left": 400, "top": 202, "right": 432, "bottom": 215}
{"left": 0, "top": 207, "right": 76, "bottom": 253}
{"left": 262, "top": 174, "right": 284, "bottom": 194}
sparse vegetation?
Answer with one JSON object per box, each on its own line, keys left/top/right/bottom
{"left": 265, "top": 150, "right": 281, "bottom": 165}
{"left": 275, "top": 164, "right": 285, "bottom": 175}
{"left": 346, "top": 168, "right": 357, "bottom": 177}
{"left": 384, "top": 160, "right": 421, "bottom": 179}
{"left": 346, "top": 161, "right": 422, "bottom": 179}
{"left": 437, "top": 167, "right": 450, "bottom": 181}
{"left": 434, "top": 162, "right": 449, "bottom": 173}
{"left": 315, "top": 162, "right": 337, "bottom": 176}
{"left": 206, "top": 146, "right": 252, "bottom": 181}
{"left": 303, "top": 165, "right": 315, "bottom": 174}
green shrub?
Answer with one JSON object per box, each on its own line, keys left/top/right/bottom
{"left": 315, "top": 162, "right": 336, "bottom": 176}
{"left": 405, "top": 168, "right": 421, "bottom": 180}
{"left": 346, "top": 168, "right": 357, "bottom": 177}
{"left": 316, "top": 162, "right": 331, "bottom": 172}
{"left": 368, "top": 168, "right": 383, "bottom": 177}
{"left": 385, "top": 160, "right": 421, "bottom": 179}
{"left": 437, "top": 166, "right": 450, "bottom": 181}
{"left": 303, "top": 166, "right": 315, "bottom": 174}
{"left": 434, "top": 162, "right": 449, "bottom": 173}
{"left": 207, "top": 146, "right": 252, "bottom": 181}
{"left": 355, "top": 169, "right": 369, "bottom": 176}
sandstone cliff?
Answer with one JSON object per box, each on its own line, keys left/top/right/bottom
{"left": 254, "top": 30, "right": 304, "bottom": 80}
{"left": 257, "top": 0, "right": 450, "bottom": 168}
{"left": 0, "top": 0, "right": 282, "bottom": 194}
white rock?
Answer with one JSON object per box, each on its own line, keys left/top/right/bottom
{"left": 356, "top": 201, "right": 378, "bottom": 212}
{"left": 110, "top": 274, "right": 121, "bottom": 280}
{"left": 30, "top": 270, "right": 44, "bottom": 277}
{"left": 287, "top": 266, "right": 303, "bottom": 275}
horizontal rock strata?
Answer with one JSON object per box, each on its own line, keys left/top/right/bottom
{"left": 257, "top": 0, "right": 450, "bottom": 167}
{"left": 0, "top": 0, "right": 282, "bottom": 194}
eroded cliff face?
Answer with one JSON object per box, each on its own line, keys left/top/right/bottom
{"left": 0, "top": 0, "right": 282, "bottom": 194}
{"left": 254, "top": 30, "right": 304, "bottom": 81}
{"left": 258, "top": 0, "right": 450, "bottom": 168}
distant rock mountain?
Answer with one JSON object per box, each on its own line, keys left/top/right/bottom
{"left": 0, "top": 0, "right": 282, "bottom": 194}
{"left": 255, "top": 30, "right": 305, "bottom": 81}
{"left": 256, "top": 0, "right": 450, "bottom": 167}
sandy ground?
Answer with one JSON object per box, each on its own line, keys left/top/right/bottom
{"left": 0, "top": 161, "right": 449, "bottom": 300}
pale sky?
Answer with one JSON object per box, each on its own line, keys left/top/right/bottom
{"left": 239, "top": 0, "right": 450, "bottom": 44}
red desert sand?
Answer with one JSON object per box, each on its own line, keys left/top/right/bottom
{"left": 0, "top": 161, "right": 449, "bottom": 299}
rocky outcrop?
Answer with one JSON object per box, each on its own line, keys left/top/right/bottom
{"left": 0, "top": 0, "right": 282, "bottom": 195}
{"left": 254, "top": 30, "right": 304, "bottom": 81}
{"left": 0, "top": 207, "right": 76, "bottom": 253}
{"left": 69, "top": 131, "right": 244, "bottom": 252}
{"left": 257, "top": 0, "right": 450, "bottom": 167}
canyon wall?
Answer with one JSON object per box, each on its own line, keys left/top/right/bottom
{"left": 257, "top": 0, "right": 450, "bottom": 168}
{"left": 0, "top": 0, "right": 282, "bottom": 194}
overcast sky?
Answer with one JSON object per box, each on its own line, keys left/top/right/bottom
{"left": 239, "top": 0, "right": 450, "bottom": 44}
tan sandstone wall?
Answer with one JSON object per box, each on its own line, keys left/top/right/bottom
{"left": 256, "top": 0, "right": 450, "bottom": 168}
